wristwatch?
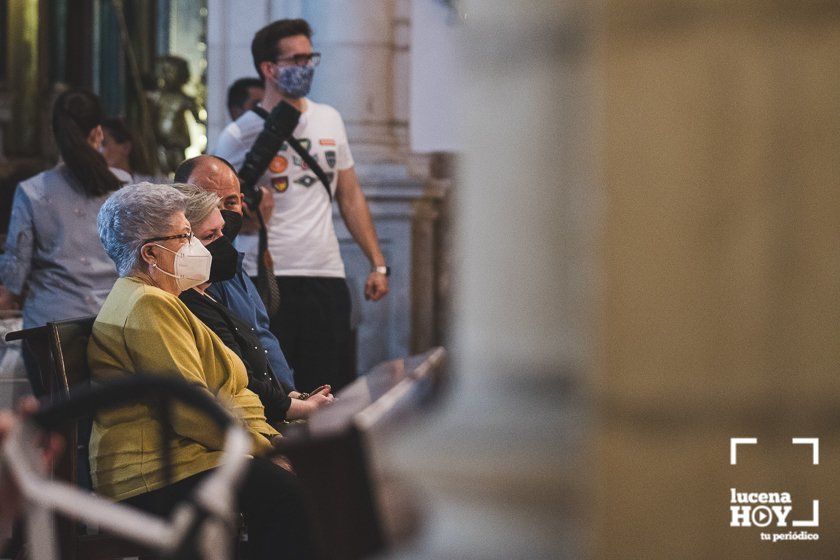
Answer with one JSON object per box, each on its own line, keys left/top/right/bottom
{"left": 373, "top": 265, "right": 391, "bottom": 277}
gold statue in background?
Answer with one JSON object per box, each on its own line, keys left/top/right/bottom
{"left": 148, "top": 55, "right": 202, "bottom": 174}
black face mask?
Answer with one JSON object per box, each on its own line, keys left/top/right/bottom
{"left": 206, "top": 235, "right": 238, "bottom": 282}
{"left": 220, "top": 209, "right": 243, "bottom": 242}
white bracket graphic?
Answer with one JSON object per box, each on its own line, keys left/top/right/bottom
{"left": 792, "top": 500, "right": 820, "bottom": 527}
{"left": 792, "top": 438, "right": 819, "bottom": 465}
{"left": 730, "top": 438, "right": 757, "bottom": 465}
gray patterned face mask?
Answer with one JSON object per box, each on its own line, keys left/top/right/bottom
{"left": 275, "top": 64, "right": 314, "bottom": 98}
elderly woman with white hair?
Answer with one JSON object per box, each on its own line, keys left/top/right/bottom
{"left": 89, "top": 183, "right": 317, "bottom": 559}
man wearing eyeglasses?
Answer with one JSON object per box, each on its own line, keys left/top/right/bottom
{"left": 213, "top": 19, "right": 389, "bottom": 394}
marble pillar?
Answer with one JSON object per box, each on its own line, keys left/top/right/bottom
{"left": 206, "top": 0, "right": 277, "bottom": 145}
{"left": 301, "top": 0, "right": 409, "bottom": 162}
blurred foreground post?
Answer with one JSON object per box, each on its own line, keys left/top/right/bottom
{"left": 387, "top": 1, "right": 595, "bottom": 558}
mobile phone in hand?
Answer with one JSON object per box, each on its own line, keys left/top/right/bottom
{"left": 303, "top": 385, "right": 330, "bottom": 399}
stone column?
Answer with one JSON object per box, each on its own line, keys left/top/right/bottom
{"left": 206, "top": 0, "right": 278, "bottom": 144}
{"left": 411, "top": 153, "right": 454, "bottom": 353}
{"left": 302, "top": 0, "right": 408, "bottom": 162}
{"left": 410, "top": 187, "right": 442, "bottom": 354}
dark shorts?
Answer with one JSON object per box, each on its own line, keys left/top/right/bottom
{"left": 263, "top": 276, "right": 353, "bottom": 393}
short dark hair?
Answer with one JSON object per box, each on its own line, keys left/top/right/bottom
{"left": 227, "top": 77, "right": 264, "bottom": 110}
{"left": 174, "top": 155, "right": 238, "bottom": 184}
{"left": 251, "top": 19, "right": 313, "bottom": 80}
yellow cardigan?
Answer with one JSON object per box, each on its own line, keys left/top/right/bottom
{"left": 87, "top": 276, "right": 278, "bottom": 501}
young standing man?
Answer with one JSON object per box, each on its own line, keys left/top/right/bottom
{"left": 214, "top": 19, "right": 389, "bottom": 393}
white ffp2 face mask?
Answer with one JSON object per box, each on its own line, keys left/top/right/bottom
{"left": 151, "top": 236, "right": 212, "bottom": 292}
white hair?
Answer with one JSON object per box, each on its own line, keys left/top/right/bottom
{"left": 97, "top": 183, "right": 187, "bottom": 276}
{"left": 168, "top": 182, "right": 221, "bottom": 226}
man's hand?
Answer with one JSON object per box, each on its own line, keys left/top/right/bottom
{"left": 335, "top": 167, "right": 389, "bottom": 300}
{"left": 285, "top": 389, "right": 335, "bottom": 421}
{"left": 305, "top": 392, "right": 335, "bottom": 409}
{"left": 364, "top": 271, "right": 389, "bottom": 301}
{"left": 241, "top": 186, "right": 275, "bottom": 233}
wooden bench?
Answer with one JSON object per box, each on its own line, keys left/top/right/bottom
{"left": 6, "top": 316, "right": 159, "bottom": 560}
{"left": 276, "top": 347, "right": 447, "bottom": 560}
{"left": 6, "top": 316, "right": 446, "bottom": 560}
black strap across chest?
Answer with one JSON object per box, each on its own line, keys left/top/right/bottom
{"left": 251, "top": 106, "right": 333, "bottom": 201}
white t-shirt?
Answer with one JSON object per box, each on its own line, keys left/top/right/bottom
{"left": 213, "top": 99, "right": 354, "bottom": 277}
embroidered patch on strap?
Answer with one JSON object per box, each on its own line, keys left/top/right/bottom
{"left": 269, "top": 156, "right": 288, "bottom": 174}
{"left": 271, "top": 176, "right": 289, "bottom": 192}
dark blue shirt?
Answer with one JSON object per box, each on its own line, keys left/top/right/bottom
{"left": 207, "top": 252, "right": 295, "bottom": 389}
